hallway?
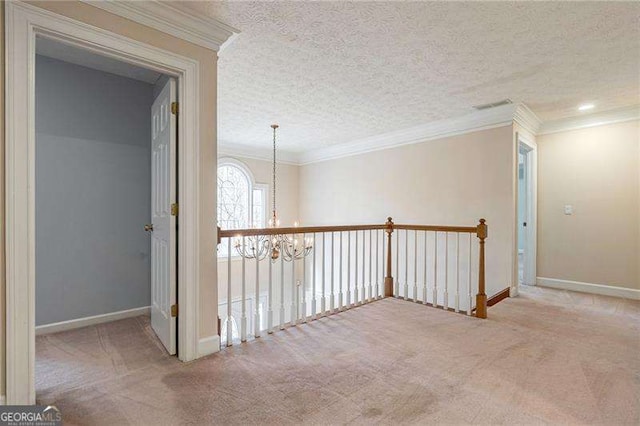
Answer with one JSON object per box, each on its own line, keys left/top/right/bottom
{"left": 37, "top": 287, "right": 639, "bottom": 425}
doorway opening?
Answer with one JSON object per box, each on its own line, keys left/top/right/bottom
{"left": 517, "top": 134, "right": 537, "bottom": 287}
{"left": 6, "top": 2, "right": 206, "bottom": 403}
{"left": 33, "top": 37, "right": 178, "bottom": 403}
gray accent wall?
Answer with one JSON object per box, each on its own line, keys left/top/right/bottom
{"left": 35, "top": 55, "right": 154, "bottom": 326}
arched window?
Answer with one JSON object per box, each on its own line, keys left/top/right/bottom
{"left": 217, "top": 159, "right": 267, "bottom": 256}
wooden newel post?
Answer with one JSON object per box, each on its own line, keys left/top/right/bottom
{"left": 384, "top": 217, "right": 394, "bottom": 297}
{"left": 475, "top": 218, "right": 488, "bottom": 319}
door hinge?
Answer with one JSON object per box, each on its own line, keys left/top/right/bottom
{"left": 171, "top": 304, "right": 179, "bottom": 317}
{"left": 171, "top": 102, "right": 179, "bottom": 115}
{"left": 171, "top": 203, "right": 179, "bottom": 216}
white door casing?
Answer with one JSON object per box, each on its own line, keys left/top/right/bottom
{"left": 150, "top": 79, "right": 177, "bottom": 354}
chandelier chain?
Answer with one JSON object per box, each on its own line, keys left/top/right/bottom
{"left": 272, "top": 125, "right": 277, "bottom": 222}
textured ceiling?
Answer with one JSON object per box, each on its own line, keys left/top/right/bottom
{"left": 184, "top": 1, "right": 640, "bottom": 152}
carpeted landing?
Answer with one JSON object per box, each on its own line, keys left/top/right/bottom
{"left": 36, "top": 286, "right": 640, "bottom": 425}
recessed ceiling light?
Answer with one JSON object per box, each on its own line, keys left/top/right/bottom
{"left": 578, "top": 103, "right": 595, "bottom": 111}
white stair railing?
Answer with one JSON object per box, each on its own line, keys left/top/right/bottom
{"left": 217, "top": 218, "right": 488, "bottom": 347}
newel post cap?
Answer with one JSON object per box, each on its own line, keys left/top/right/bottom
{"left": 477, "top": 218, "right": 488, "bottom": 239}
{"left": 385, "top": 217, "right": 394, "bottom": 233}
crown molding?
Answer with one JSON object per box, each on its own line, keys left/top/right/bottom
{"left": 80, "top": 0, "right": 238, "bottom": 52}
{"left": 538, "top": 105, "right": 640, "bottom": 135}
{"left": 221, "top": 103, "right": 637, "bottom": 166}
{"left": 218, "top": 142, "right": 300, "bottom": 165}
{"left": 513, "top": 103, "right": 542, "bottom": 136}
{"left": 298, "top": 103, "right": 519, "bottom": 165}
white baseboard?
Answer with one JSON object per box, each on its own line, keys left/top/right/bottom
{"left": 198, "top": 335, "right": 220, "bottom": 358}
{"left": 36, "top": 306, "right": 151, "bottom": 335}
{"left": 537, "top": 277, "right": 640, "bottom": 300}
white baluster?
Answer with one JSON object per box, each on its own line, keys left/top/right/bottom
{"left": 339, "top": 232, "right": 344, "bottom": 310}
{"left": 404, "top": 229, "right": 409, "bottom": 301}
{"left": 331, "top": 232, "right": 335, "bottom": 312}
{"left": 455, "top": 232, "right": 460, "bottom": 313}
{"left": 279, "top": 252, "right": 285, "bottom": 330}
{"left": 321, "top": 233, "right": 326, "bottom": 315}
{"left": 226, "top": 238, "right": 232, "bottom": 346}
{"left": 346, "top": 232, "right": 351, "bottom": 309}
{"left": 241, "top": 237, "right": 247, "bottom": 342}
{"left": 301, "top": 233, "right": 307, "bottom": 323}
{"left": 354, "top": 231, "right": 359, "bottom": 305}
{"left": 413, "top": 230, "right": 418, "bottom": 302}
{"left": 375, "top": 229, "right": 379, "bottom": 299}
{"left": 444, "top": 232, "right": 449, "bottom": 311}
{"left": 393, "top": 230, "right": 400, "bottom": 297}
{"left": 368, "top": 229, "right": 373, "bottom": 302}
{"left": 268, "top": 246, "right": 273, "bottom": 332}
{"left": 423, "top": 231, "right": 428, "bottom": 304}
{"left": 468, "top": 234, "right": 473, "bottom": 316}
{"left": 291, "top": 234, "right": 296, "bottom": 326}
{"left": 361, "top": 230, "right": 366, "bottom": 304}
{"left": 255, "top": 250, "right": 261, "bottom": 337}
{"left": 296, "top": 278, "right": 300, "bottom": 325}
{"left": 379, "top": 231, "right": 387, "bottom": 299}
{"left": 433, "top": 232, "right": 438, "bottom": 307}
{"left": 312, "top": 233, "right": 317, "bottom": 320}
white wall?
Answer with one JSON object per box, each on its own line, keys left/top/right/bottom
{"left": 298, "top": 125, "right": 516, "bottom": 298}
{"left": 537, "top": 120, "right": 639, "bottom": 290}
{"left": 35, "top": 55, "right": 154, "bottom": 325}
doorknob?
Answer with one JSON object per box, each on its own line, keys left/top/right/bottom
{"left": 144, "top": 224, "right": 154, "bottom": 232}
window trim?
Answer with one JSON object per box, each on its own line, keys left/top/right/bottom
{"left": 253, "top": 183, "right": 269, "bottom": 228}
{"left": 218, "top": 157, "right": 257, "bottom": 188}
{"left": 217, "top": 159, "right": 252, "bottom": 230}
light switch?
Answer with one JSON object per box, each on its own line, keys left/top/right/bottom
{"left": 564, "top": 205, "right": 573, "bottom": 215}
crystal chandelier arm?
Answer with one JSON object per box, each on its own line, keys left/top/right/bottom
{"left": 235, "top": 234, "right": 272, "bottom": 260}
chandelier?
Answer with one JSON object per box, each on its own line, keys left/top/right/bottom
{"left": 234, "top": 124, "right": 313, "bottom": 262}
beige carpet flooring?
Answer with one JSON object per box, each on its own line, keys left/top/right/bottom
{"left": 36, "top": 286, "right": 640, "bottom": 425}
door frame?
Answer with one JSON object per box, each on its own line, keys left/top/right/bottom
{"left": 516, "top": 132, "right": 538, "bottom": 288}
{"left": 5, "top": 1, "right": 202, "bottom": 403}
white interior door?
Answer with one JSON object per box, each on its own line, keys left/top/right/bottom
{"left": 517, "top": 138, "right": 537, "bottom": 287}
{"left": 150, "top": 78, "right": 177, "bottom": 354}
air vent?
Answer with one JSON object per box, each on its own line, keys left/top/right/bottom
{"left": 473, "top": 99, "right": 513, "bottom": 110}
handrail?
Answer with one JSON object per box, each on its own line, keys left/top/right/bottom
{"left": 218, "top": 224, "right": 387, "bottom": 238}
{"left": 393, "top": 224, "right": 477, "bottom": 233}
{"left": 219, "top": 222, "right": 481, "bottom": 239}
